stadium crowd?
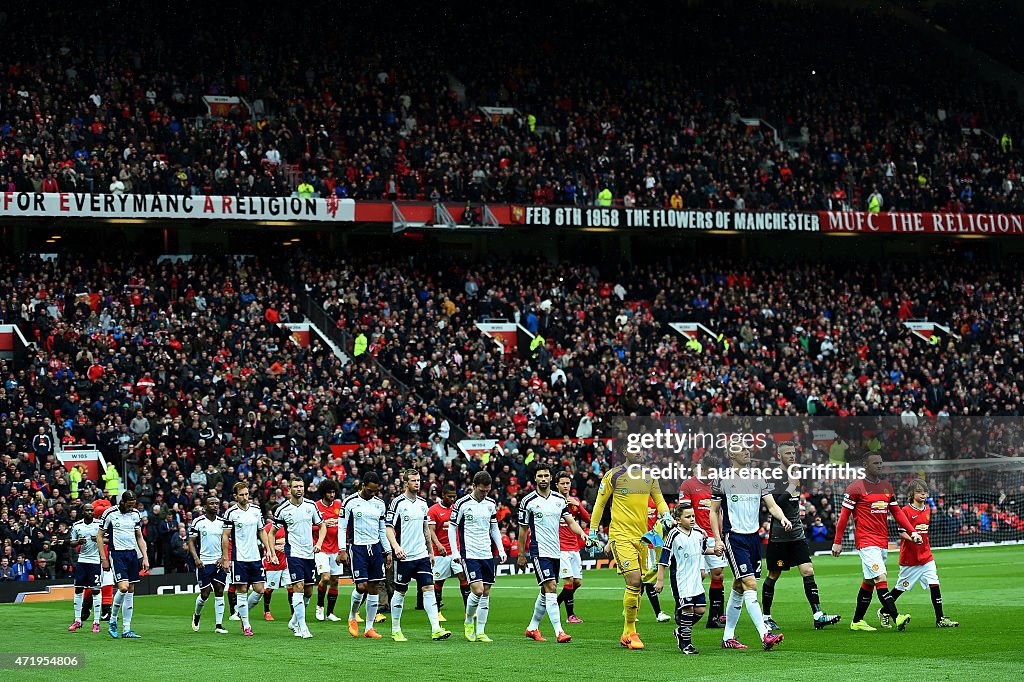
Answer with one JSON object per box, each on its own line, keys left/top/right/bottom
{"left": 1, "top": 3, "right": 1021, "bottom": 213}
{"left": 1, "top": 250, "right": 1023, "bottom": 579}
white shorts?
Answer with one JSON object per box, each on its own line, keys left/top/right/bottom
{"left": 265, "top": 569, "right": 287, "bottom": 590}
{"left": 704, "top": 553, "right": 727, "bottom": 571}
{"left": 858, "top": 547, "right": 889, "bottom": 579}
{"left": 101, "top": 568, "right": 115, "bottom": 587}
{"left": 559, "top": 551, "right": 583, "bottom": 580}
{"left": 315, "top": 551, "right": 345, "bottom": 577}
{"left": 896, "top": 561, "right": 939, "bottom": 591}
{"left": 432, "top": 554, "right": 464, "bottom": 581}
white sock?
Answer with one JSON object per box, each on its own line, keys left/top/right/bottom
{"left": 545, "top": 592, "right": 562, "bottom": 634}
{"left": 743, "top": 590, "right": 769, "bottom": 639}
{"left": 423, "top": 589, "right": 440, "bottom": 631}
{"left": 465, "top": 593, "right": 480, "bottom": 624}
{"left": 528, "top": 594, "right": 544, "bottom": 630}
{"left": 723, "top": 589, "right": 743, "bottom": 640}
{"left": 247, "top": 591, "right": 262, "bottom": 611}
{"left": 92, "top": 591, "right": 102, "bottom": 623}
{"left": 349, "top": 589, "right": 362, "bottom": 620}
{"left": 292, "top": 592, "right": 306, "bottom": 628}
{"left": 365, "top": 594, "right": 379, "bottom": 632}
{"left": 237, "top": 594, "right": 250, "bottom": 628}
{"left": 195, "top": 595, "right": 208, "bottom": 617}
{"left": 476, "top": 596, "right": 490, "bottom": 635}
{"left": 214, "top": 596, "right": 225, "bottom": 625}
{"left": 74, "top": 592, "right": 83, "bottom": 621}
{"left": 123, "top": 593, "right": 134, "bottom": 631}
{"left": 391, "top": 591, "right": 405, "bottom": 633}
{"left": 304, "top": 595, "right": 311, "bottom": 607}
{"left": 112, "top": 590, "right": 125, "bottom": 623}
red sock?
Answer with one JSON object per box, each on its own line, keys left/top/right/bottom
{"left": 328, "top": 588, "right": 338, "bottom": 597}
{"left": 710, "top": 577, "right": 724, "bottom": 589}
{"left": 875, "top": 581, "right": 888, "bottom": 591}
{"left": 861, "top": 581, "right": 872, "bottom": 591}
{"left": 102, "top": 585, "right": 113, "bottom": 605}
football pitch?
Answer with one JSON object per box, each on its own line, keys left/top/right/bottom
{"left": 2, "top": 547, "right": 1022, "bottom": 681}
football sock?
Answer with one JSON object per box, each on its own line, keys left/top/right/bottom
{"left": 723, "top": 589, "right": 743, "bottom": 640}
{"left": 327, "top": 588, "right": 339, "bottom": 617}
{"left": 214, "top": 595, "right": 225, "bottom": 625}
{"left": 195, "top": 594, "right": 208, "bottom": 617}
{"left": 803, "top": 575, "right": 821, "bottom": 615}
{"left": 349, "top": 589, "right": 363, "bottom": 620}
{"left": 91, "top": 590, "right": 101, "bottom": 623}
{"left": 263, "top": 589, "right": 273, "bottom": 613}
{"left": 645, "top": 583, "right": 662, "bottom": 614}
{"left": 74, "top": 591, "right": 84, "bottom": 621}
{"left": 288, "top": 588, "right": 295, "bottom": 616}
{"left": 317, "top": 585, "right": 327, "bottom": 608}
{"left": 876, "top": 582, "right": 898, "bottom": 618}
{"left": 102, "top": 584, "right": 114, "bottom": 606}
{"left": 465, "top": 593, "right": 480, "bottom": 624}
{"left": 762, "top": 576, "right": 777, "bottom": 615}
{"left": 112, "top": 590, "right": 125, "bottom": 623}
{"left": 237, "top": 595, "right": 249, "bottom": 628}
{"left": 743, "top": 590, "right": 769, "bottom": 638}
{"left": 365, "top": 594, "right": 379, "bottom": 632}
{"left": 123, "top": 593, "right": 134, "bottom": 631}
{"left": 459, "top": 580, "right": 471, "bottom": 607}
{"left": 623, "top": 585, "right": 641, "bottom": 637}
{"left": 545, "top": 591, "right": 563, "bottom": 633}
{"left": 391, "top": 591, "right": 405, "bottom": 633}
{"left": 291, "top": 592, "right": 305, "bottom": 627}
{"left": 529, "top": 594, "right": 545, "bottom": 630}
{"left": 709, "top": 577, "right": 724, "bottom": 620}
{"left": 423, "top": 589, "right": 441, "bottom": 631}
{"left": 246, "top": 590, "right": 261, "bottom": 611}
{"left": 476, "top": 596, "right": 490, "bottom": 635}
{"left": 416, "top": 586, "right": 425, "bottom": 610}
{"left": 82, "top": 589, "right": 94, "bottom": 620}
{"left": 676, "top": 610, "right": 703, "bottom": 646}
{"left": 929, "top": 584, "right": 944, "bottom": 620}
{"left": 854, "top": 582, "right": 873, "bottom": 622}
{"left": 564, "top": 584, "right": 576, "bottom": 617}
{"left": 227, "top": 588, "right": 236, "bottom": 615}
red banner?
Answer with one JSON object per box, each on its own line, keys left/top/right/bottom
{"left": 820, "top": 211, "right": 1024, "bottom": 235}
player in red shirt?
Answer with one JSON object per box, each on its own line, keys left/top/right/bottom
{"left": 261, "top": 519, "right": 289, "bottom": 620}
{"left": 884, "top": 480, "right": 959, "bottom": 628}
{"left": 556, "top": 471, "right": 591, "bottom": 623}
{"left": 831, "top": 453, "right": 922, "bottom": 631}
{"left": 679, "top": 473, "right": 727, "bottom": 627}
{"left": 314, "top": 480, "right": 344, "bottom": 622}
{"left": 427, "top": 484, "right": 469, "bottom": 621}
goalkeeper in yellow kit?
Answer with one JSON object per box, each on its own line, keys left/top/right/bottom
{"left": 590, "top": 449, "right": 672, "bottom": 649}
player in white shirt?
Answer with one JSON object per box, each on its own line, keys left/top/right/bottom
{"left": 518, "top": 467, "right": 588, "bottom": 644}
{"left": 68, "top": 504, "right": 103, "bottom": 632}
{"left": 272, "top": 477, "right": 327, "bottom": 639}
{"left": 222, "top": 482, "right": 277, "bottom": 636}
{"left": 340, "top": 472, "right": 391, "bottom": 639}
{"left": 654, "top": 502, "right": 724, "bottom": 654}
{"left": 188, "top": 495, "right": 229, "bottom": 634}
{"left": 97, "top": 491, "right": 150, "bottom": 639}
{"left": 386, "top": 469, "right": 452, "bottom": 642}
{"left": 449, "top": 471, "right": 507, "bottom": 643}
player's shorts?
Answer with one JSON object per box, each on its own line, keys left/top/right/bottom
{"left": 350, "top": 543, "right": 386, "bottom": 583}
{"left": 286, "top": 556, "right": 316, "bottom": 585}
{"left": 73, "top": 562, "right": 102, "bottom": 589}
{"left": 765, "top": 540, "right": 812, "bottom": 571}
{"left": 264, "top": 569, "right": 287, "bottom": 590}
{"left": 703, "top": 552, "right": 727, "bottom": 571}
{"left": 196, "top": 563, "right": 228, "bottom": 589}
{"left": 609, "top": 538, "right": 647, "bottom": 575}
{"left": 395, "top": 557, "right": 434, "bottom": 590}
{"left": 559, "top": 551, "right": 582, "bottom": 580}
{"left": 231, "top": 560, "right": 266, "bottom": 585}
{"left": 111, "top": 549, "right": 141, "bottom": 584}
{"left": 723, "top": 532, "right": 762, "bottom": 580}
{"left": 678, "top": 593, "right": 707, "bottom": 610}
{"left": 858, "top": 546, "right": 889, "bottom": 580}
{"left": 101, "top": 568, "right": 115, "bottom": 587}
{"left": 530, "top": 556, "right": 560, "bottom": 585}
{"left": 896, "top": 561, "right": 939, "bottom": 591}
{"left": 315, "top": 551, "right": 345, "bottom": 577}
{"left": 432, "top": 554, "right": 464, "bottom": 580}
{"left": 463, "top": 557, "right": 496, "bottom": 585}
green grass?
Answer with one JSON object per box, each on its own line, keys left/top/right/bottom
{"left": 2, "top": 547, "right": 1023, "bottom": 681}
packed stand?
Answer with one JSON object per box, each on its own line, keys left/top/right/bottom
{"left": 1, "top": 2, "right": 1022, "bottom": 213}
